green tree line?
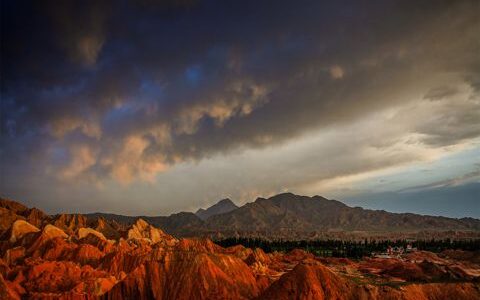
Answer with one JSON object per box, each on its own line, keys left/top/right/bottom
{"left": 214, "top": 238, "right": 480, "bottom": 258}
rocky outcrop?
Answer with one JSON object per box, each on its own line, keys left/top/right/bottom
{"left": 24, "top": 208, "right": 47, "bottom": 228}
{"left": 0, "top": 198, "right": 49, "bottom": 236}
{"left": 7, "top": 220, "right": 40, "bottom": 244}
{"left": 42, "top": 224, "right": 68, "bottom": 240}
{"left": 78, "top": 227, "right": 107, "bottom": 241}
{"left": 104, "top": 247, "right": 260, "bottom": 300}
{"left": 126, "top": 219, "right": 176, "bottom": 245}
{"left": 93, "top": 217, "right": 121, "bottom": 240}
{"left": 52, "top": 214, "right": 88, "bottom": 235}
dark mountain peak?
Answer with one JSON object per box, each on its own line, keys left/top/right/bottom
{"left": 255, "top": 193, "right": 303, "bottom": 202}
{"left": 169, "top": 211, "right": 202, "bottom": 220}
{"left": 267, "top": 193, "right": 343, "bottom": 207}
{"left": 268, "top": 192, "right": 329, "bottom": 201}
{"left": 217, "top": 198, "right": 236, "bottom": 206}
{"left": 268, "top": 192, "right": 298, "bottom": 200}
{"left": 254, "top": 197, "right": 268, "bottom": 203}
{"left": 195, "top": 198, "right": 239, "bottom": 220}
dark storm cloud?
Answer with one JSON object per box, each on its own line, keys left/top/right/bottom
{"left": 424, "top": 86, "right": 459, "bottom": 101}
{"left": 1, "top": 0, "right": 480, "bottom": 184}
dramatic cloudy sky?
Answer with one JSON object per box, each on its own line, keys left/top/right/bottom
{"left": 1, "top": 0, "right": 479, "bottom": 217}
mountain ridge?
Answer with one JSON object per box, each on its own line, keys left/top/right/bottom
{"left": 80, "top": 193, "right": 480, "bottom": 240}
{"left": 195, "top": 198, "right": 239, "bottom": 220}
{"left": 3, "top": 193, "right": 480, "bottom": 240}
{"left": 204, "top": 193, "right": 480, "bottom": 234}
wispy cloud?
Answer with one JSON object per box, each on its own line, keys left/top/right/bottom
{"left": 398, "top": 170, "right": 480, "bottom": 193}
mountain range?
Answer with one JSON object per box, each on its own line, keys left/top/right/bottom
{"left": 81, "top": 193, "right": 480, "bottom": 240}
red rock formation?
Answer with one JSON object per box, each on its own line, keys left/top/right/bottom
{"left": 78, "top": 227, "right": 107, "bottom": 241}
{"left": 0, "top": 199, "right": 50, "bottom": 235}
{"left": 0, "top": 273, "right": 22, "bottom": 300}
{"left": 52, "top": 214, "right": 88, "bottom": 235}
{"left": 7, "top": 220, "right": 40, "bottom": 244}
{"left": 126, "top": 218, "right": 176, "bottom": 246}
{"left": 260, "top": 260, "right": 354, "bottom": 300}
{"left": 92, "top": 217, "right": 121, "bottom": 240}
{"left": 24, "top": 208, "right": 48, "bottom": 228}
{"left": 0, "top": 198, "right": 479, "bottom": 300}
{"left": 259, "top": 260, "right": 480, "bottom": 300}
{"left": 0, "top": 199, "right": 29, "bottom": 215}
{"left": 104, "top": 243, "right": 260, "bottom": 300}
{"left": 0, "top": 208, "right": 22, "bottom": 238}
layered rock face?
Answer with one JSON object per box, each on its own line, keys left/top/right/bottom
{"left": 1, "top": 198, "right": 479, "bottom": 299}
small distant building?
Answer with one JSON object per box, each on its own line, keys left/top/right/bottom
{"left": 373, "top": 245, "right": 408, "bottom": 259}
{"left": 405, "top": 244, "right": 417, "bottom": 252}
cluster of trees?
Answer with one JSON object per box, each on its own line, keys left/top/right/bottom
{"left": 214, "top": 237, "right": 480, "bottom": 258}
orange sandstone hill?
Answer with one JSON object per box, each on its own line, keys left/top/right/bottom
{"left": 1, "top": 197, "right": 480, "bottom": 299}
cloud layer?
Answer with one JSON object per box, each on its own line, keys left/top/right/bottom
{"left": 1, "top": 0, "right": 479, "bottom": 214}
